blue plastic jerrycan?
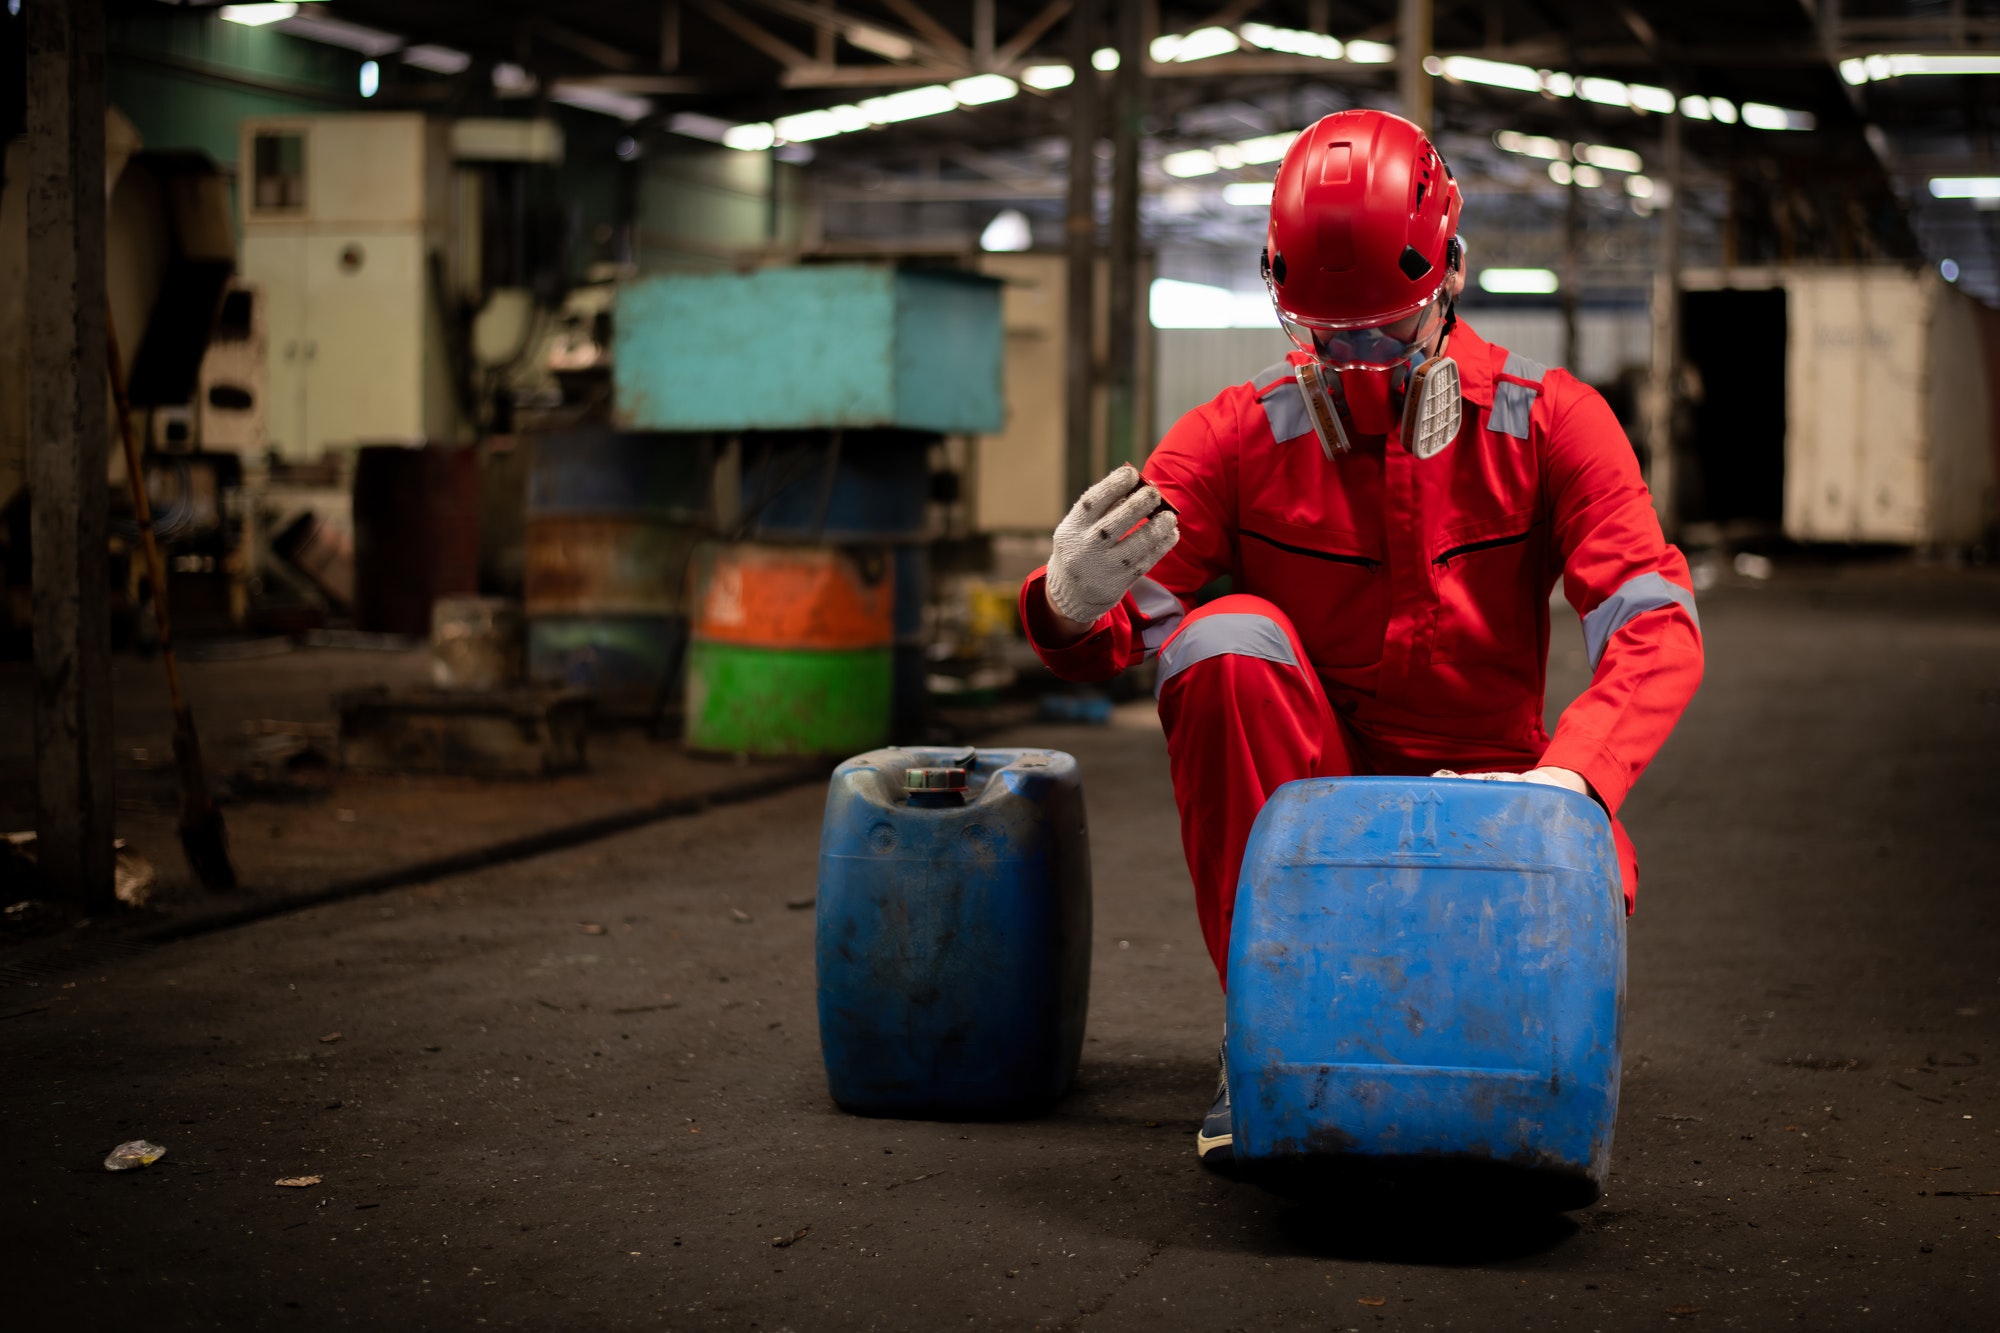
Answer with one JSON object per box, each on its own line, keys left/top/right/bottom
{"left": 1226, "top": 777, "right": 1625, "bottom": 1209}
{"left": 816, "top": 746, "right": 1091, "bottom": 1117}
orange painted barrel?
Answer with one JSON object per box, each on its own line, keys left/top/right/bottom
{"left": 691, "top": 543, "right": 893, "bottom": 649}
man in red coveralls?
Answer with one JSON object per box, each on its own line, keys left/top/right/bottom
{"left": 1017, "top": 109, "right": 1704, "bottom": 1166}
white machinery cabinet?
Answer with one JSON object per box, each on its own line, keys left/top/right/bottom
{"left": 238, "top": 113, "right": 458, "bottom": 458}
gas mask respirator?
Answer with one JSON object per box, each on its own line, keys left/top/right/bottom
{"left": 1269, "top": 237, "right": 1464, "bottom": 463}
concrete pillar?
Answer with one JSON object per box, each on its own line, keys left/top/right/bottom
{"left": 25, "top": 0, "right": 116, "bottom": 911}
{"left": 1104, "top": 0, "right": 1144, "bottom": 470}
{"left": 1063, "top": 0, "right": 1102, "bottom": 501}
{"left": 1400, "top": 0, "right": 1433, "bottom": 134}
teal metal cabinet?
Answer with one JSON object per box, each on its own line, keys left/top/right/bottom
{"left": 613, "top": 265, "right": 1004, "bottom": 435}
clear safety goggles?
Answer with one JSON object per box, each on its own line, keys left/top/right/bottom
{"left": 1274, "top": 295, "right": 1449, "bottom": 370}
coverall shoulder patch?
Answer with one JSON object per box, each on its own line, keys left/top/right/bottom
{"left": 1490, "top": 351, "right": 1548, "bottom": 440}
{"left": 1252, "top": 360, "right": 1294, "bottom": 392}
{"left": 1257, "top": 377, "right": 1314, "bottom": 444}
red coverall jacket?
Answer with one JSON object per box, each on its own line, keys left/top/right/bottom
{"left": 1021, "top": 320, "right": 1703, "bottom": 937}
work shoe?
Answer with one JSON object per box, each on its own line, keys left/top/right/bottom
{"left": 1195, "top": 1042, "right": 1233, "bottom": 1167}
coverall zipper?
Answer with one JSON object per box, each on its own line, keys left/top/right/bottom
{"left": 1433, "top": 529, "right": 1532, "bottom": 567}
{"left": 1242, "top": 528, "right": 1381, "bottom": 569}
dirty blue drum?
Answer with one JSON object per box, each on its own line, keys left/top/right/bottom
{"left": 1226, "top": 776, "right": 1625, "bottom": 1210}
{"left": 816, "top": 747, "right": 1091, "bottom": 1118}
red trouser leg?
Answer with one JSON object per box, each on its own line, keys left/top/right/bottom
{"left": 1155, "top": 595, "right": 1359, "bottom": 987}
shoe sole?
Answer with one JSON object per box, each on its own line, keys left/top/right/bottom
{"left": 1195, "top": 1128, "right": 1233, "bottom": 1158}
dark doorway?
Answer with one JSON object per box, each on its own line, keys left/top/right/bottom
{"left": 1681, "top": 288, "right": 1788, "bottom": 526}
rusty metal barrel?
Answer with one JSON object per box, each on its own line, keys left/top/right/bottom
{"left": 523, "top": 431, "right": 713, "bottom": 715}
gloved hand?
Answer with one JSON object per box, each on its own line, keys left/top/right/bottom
{"left": 1044, "top": 464, "right": 1180, "bottom": 629}
{"left": 1432, "top": 767, "right": 1595, "bottom": 800}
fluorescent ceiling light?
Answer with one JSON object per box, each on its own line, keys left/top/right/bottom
{"left": 1092, "top": 47, "right": 1121, "bottom": 72}
{"left": 668, "top": 112, "right": 735, "bottom": 145}
{"left": 1547, "top": 161, "right": 1572, "bottom": 186}
{"left": 723, "top": 123, "right": 777, "bottom": 152}
{"left": 1495, "top": 130, "right": 1567, "bottom": 161}
{"left": 859, "top": 84, "right": 958, "bottom": 124}
{"left": 774, "top": 104, "right": 870, "bottom": 142}
{"left": 1234, "top": 132, "right": 1297, "bottom": 165}
{"left": 1344, "top": 40, "right": 1395, "bottom": 64}
{"left": 950, "top": 74, "right": 1017, "bottom": 105}
{"left": 980, "top": 209, "right": 1033, "bottom": 253}
{"left": 1575, "top": 143, "right": 1642, "bottom": 173}
{"left": 1625, "top": 174, "right": 1655, "bottom": 199}
{"left": 1940, "top": 258, "right": 1961, "bottom": 281}
{"left": 1223, "top": 182, "right": 1274, "bottom": 206}
{"left": 1678, "top": 96, "right": 1712, "bottom": 120}
{"left": 1152, "top": 26, "right": 1241, "bottom": 63}
{"left": 1541, "top": 71, "right": 1573, "bottom": 97}
{"left": 1238, "top": 24, "right": 1343, "bottom": 61}
{"left": 1844, "top": 53, "right": 2000, "bottom": 84}
{"left": 845, "top": 24, "right": 915, "bottom": 62}
{"left": 1478, "top": 268, "right": 1559, "bottom": 295}
{"left": 1708, "top": 97, "right": 1737, "bottom": 124}
{"left": 551, "top": 84, "right": 654, "bottom": 122}
{"left": 220, "top": 4, "right": 297, "bottom": 26}
{"left": 493, "top": 62, "right": 537, "bottom": 96}
{"left": 1436, "top": 55, "right": 1542, "bottom": 93}
{"left": 1929, "top": 177, "right": 2000, "bottom": 199}
{"left": 1575, "top": 77, "right": 1630, "bottom": 107}
{"left": 1628, "top": 83, "right": 1675, "bottom": 114}
{"left": 1162, "top": 148, "right": 1219, "bottom": 178}
{"left": 1571, "top": 163, "right": 1603, "bottom": 188}
{"left": 358, "top": 59, "right": 379, "bottom": 98}
{"left": 274, "top": 13, "right": 403, "bottom": 55}
{"left": 1741, "top": 102, "right": 1813, "bottom": 131}
{"left": 402, "top": 44, "right": 471, "bottom": 75}
{"left": 1022, "top": 64, "right": 1074, "bottom": 90}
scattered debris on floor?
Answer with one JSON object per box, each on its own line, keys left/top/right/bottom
{"left": 784, "top": 896, "right": 815, "bottom": 910}
{"left": 274, "top": 1176, "right": 323, "bottom": 1188}
{"left": 104, "top": 1140, "right": 166, "bottom": 1171}
{"left": 769, "top": 1226, "right": 810, "bottom": 1248}
{"left": 578, "top": 922, "right": 607, "bottom": 936}
{"left": 113, "top": 840, "right": 156, "bottom": 909}
{"left": 730, "top": 908, "right": 752, "bottom": 923}
{"left": 319, "top": 1032, "right": 342, "bottom": 1044}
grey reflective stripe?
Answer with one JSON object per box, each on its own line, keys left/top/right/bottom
{"left": 1130, "top": 576, "right": 1187, "bottom": 655}
{"left": 1156, "top": 613, "right": 1298, "bottom": 689}
{"left": 1260, "top": 380, "right": 1312, "bottom": 443}
{"left": 1581, "top": 572, "right": 1701, "bottom": 670}
{"left": 1252, "top": 360, "right": 1293, "bottom": 391}
{"left": 1491, "top": 351, "right": 1547, "bottom": 440}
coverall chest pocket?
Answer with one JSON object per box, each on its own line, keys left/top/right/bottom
{"left": 1239, "top": 519, "right": 1387, "bottom": 670}
{"left": 1428, "top": 510, "right": 1542, "bottom": 667}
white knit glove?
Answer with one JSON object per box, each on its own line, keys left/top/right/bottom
{"left": 1044, "top": 464, "right": 1181, "bottom": 627}
{"left": 1433, "top": 768, "right": 1594, "bottom": 799}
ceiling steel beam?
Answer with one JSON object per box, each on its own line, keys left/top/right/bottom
{"left": 993, "top": 0, "right": 1074, "bottom": 68}
{"left": 694, "top": 0, "right": 816, "bottom": 71}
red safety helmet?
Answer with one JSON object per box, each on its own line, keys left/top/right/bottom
{"left": 1263, "top": 109, "right": 1463, "bottom": 335}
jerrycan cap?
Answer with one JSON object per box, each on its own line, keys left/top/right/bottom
{"left": 905, "top": 766, "right": 968, "bottom": 793}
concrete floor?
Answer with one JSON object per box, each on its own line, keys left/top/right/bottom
{"left": 3, "top": 560, "right": 1997, "bottom": 1331}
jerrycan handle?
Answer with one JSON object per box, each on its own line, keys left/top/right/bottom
{"left": 906, "top": 763, "right": 969, "bottom": 808}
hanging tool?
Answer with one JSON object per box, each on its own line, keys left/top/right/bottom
{"left": 107, "top": 307, "right": 238, "bottom": 893}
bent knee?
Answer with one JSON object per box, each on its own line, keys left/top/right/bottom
{"left": 1158, "top": 597, "right": 1304, "bottom": 691}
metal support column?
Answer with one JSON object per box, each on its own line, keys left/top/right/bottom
{"left": 1562, "top": 166, "right": 1581, "bottom": 371}
{"left": 1646, "top": 99, "right": 1684, "bottom": 533}
{"left": 1063, "top": 0, "right": 1103, "bottom": 500}
{"left": 1104, "top": 0, "right": 1144, "bottom": 470}
{"left": 26, "top": 0, "right": 116, "bottom": 911}
{"left": 1399, "top": 0, "right": 1433, "bottom": 134}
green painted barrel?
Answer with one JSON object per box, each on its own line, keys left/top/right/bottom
{"left": 684, "top": 642, "right": 891, "bottom": 757}
{"left": 683, "top": 542, "right": 894, "bottom": 756}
